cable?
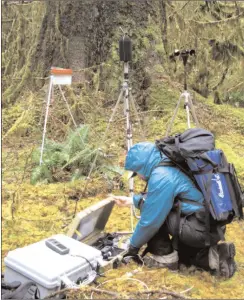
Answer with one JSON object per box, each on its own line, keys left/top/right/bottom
{"left": 60, "top": 254, "right": 98, "bottom": 289}
{"left": 70, "top": 254, "right": 96, "bottom": 272}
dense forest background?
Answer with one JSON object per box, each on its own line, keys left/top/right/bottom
{"left": 2, "top": 0, "right": 244, "bottom": 298}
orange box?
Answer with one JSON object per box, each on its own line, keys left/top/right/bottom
{"left": 50, "top": 68, "right": 73, "bottom": 85}
{"left": 50, "top": 68, "right": 73, "bottom": 75}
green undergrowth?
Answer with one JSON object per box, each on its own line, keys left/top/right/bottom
{"left": 2, "top": 183, "right": 244, "bottom": 298}
{"left": 147, "top": 75, "right": 244, "bottom": 186}
{"left": 2, "top": 1, "right": 244, "bottom": 298}
{"left": 2, "top": 72, "right": 244, "bottom": 299}
{"left": 70, "top": 218, "right": 244, "bottom": 299}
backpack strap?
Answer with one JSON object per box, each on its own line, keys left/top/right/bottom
{"left": 203, "top": 171, "right": 213, "bottom": 246}
{"left": 172, "top": 200, "right": 181, "bottom": 251}
{"left": 2, "top": 281, "right": 39, "bottom": 299}
{"left": 216, "top": 225, "right": 225, "bottom": 241}
{"left": 157, "top": 161, "right": 177, "bottom": 167}
{"left": 143, "top": 182, "right": 148, "bottom": 193}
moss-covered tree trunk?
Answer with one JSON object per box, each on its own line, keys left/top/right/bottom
{"left": 2, "top": 1, "right": 244, "bottom": 113}
{"left": 2, "top": 0, "right": 156, "bottom": 105}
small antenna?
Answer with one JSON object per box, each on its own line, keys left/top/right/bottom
{"left": 119, "top": 27, "right": 125, "bottom": 35}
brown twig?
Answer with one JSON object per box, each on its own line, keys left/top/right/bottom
{"left": 130, "top": 289, "right": 186, "bottom": 299}
{"left": 227, "top": 81, "right": 244, "bottom": 93}
{"left": 89, "top": 287, "right": 118, "bottom": 297}
{"left": 44, "top": 285, "right": 189, "bottom": 299}
{"left": 44, "top": 287, "right": 119, "bottom": 299}
{"left": 168, "top": 0, "right": 191, "bottom": 19}
{"left": 180, "top": 286, "right": 194, "bottom": 294}
{"left": 192, "top": 12, "right": 244, "bottom": 25}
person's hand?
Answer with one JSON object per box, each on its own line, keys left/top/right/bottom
{"left": 122, "top": 245, "right": 143, "bottom": 265}
{"left": 112, "top": 196, "right": 133, "bottom": 207}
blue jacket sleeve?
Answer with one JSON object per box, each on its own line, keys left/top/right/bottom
{"left": 130, "top": 169, "right": 176, "bottom": 249}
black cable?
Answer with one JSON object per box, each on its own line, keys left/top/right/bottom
{"left": 73, "top": 254, "right": 106, "bottom": 280}
{"left": 73, "top": 199, "right": 78, "bottom": 218}
{"left": 73, "top": 254, "right": 95, "bottom": 271}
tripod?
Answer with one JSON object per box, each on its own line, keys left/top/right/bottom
{"left": 116, "top": 62, "right": 143, "bottom": 227}
{"left": 166, "top": 49, "right": 200, "bottom": 136}
{"left": 76, "top": 34, "right": 144, "bottom": 229}
{"left": 165, "top": 90, "right": 199, "bottom": 136}
{"left": 81, "top": 62, "right": 143, "bottom": 229}
{"left": 40, "top": 69, "right": 83, "bottom": 166}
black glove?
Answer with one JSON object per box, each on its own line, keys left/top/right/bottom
{"left": 122, "top": 245, "right": 143, "bottom": 265}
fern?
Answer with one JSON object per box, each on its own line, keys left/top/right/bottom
{"left": 65, "top": 125, "right": 89, "bottom": 157}
{"left": 30, "top": 164, "right": 53, "bottom": 184}
{"left": 63, "top": 147, "right": 95, "bottom": 169}
{"left": 31, "top": 126, "right": 122, "bottom": 184}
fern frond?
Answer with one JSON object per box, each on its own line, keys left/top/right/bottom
{"left": 63, "top": 147, "right": 96, "bottom": 168}
{"left": 30, "top": 164, "right": 53, "bottom": 184}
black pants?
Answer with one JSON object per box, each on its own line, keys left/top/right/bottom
{"left": 146, "top": 211, "right": 224, "bottom": 271}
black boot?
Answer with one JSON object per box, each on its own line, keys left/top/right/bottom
{"left": 209, "top": 242, "right": 237, "bottom": 278}
{"left": 143, "top": 250, "right": 179, "bottom": 270}
{"left": 218, "top": 242, "right": 236, "bottom": 278}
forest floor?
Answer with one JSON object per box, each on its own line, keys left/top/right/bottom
{"left": 2, "top": 179, "right": 244, "bottom": 299}
{"left": 2, "top": 78, "right": 244, "bottom": 298}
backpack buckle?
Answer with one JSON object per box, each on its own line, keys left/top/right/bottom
{"left": 25, "top": 285, "right": 38, "bottom": 299}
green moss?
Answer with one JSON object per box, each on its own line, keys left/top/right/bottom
{"left": 2, "top": 2, "right": 244, "bottom": 297}
{"left": 2, "top": 2, "right": 46, "bottom": 106}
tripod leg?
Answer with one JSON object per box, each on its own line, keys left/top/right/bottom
{"left": 58, "top": 85, "right": 86, "bottom": 146}
{"left": 79, "top": 89, "right": 124, "bottom": 213}
{"left": 165, "top": 94, "right": 183, "bottom": 137}
{"left": 59, "top": 85, "right": 78, "bottom": 127}
{"left": 129, "top": 93, "right": 146, "bottom": 140}
{"left": 188, "top": 95, "right": 200, "bottom": 127}
{"left": 106, "top": 89, "right": 124, "bottom": 136}
{"left": 124, "top": 87, "right": 133, "bottom": 151}
{"left": 40, "top": 77, "right": 53, "bottom": 165}
{"left": 86, "top": 89, "right": 123, "bottom": 180}
{"left": 185, "top": 92, "right": 191, "bottom": 128}
{"left": 123, "top": 82, "right": 141, "bottom": 226}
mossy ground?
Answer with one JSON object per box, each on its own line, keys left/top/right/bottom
{"left": 2, "top": 2, "right": 244, "bottom": 297}
{"left": 2, "top": 75, "right": 244, "bottom": 298}
{"left": 2, "top": 184, "right": 244, "bottom": 299}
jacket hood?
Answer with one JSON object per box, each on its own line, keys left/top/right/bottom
{"left": 125, "top": 142, "right": 170, "bottom": 180}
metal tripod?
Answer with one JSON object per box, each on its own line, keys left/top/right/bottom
{"left": 119, "top": 62, "right": 143, "bottom": 228}
{"left": 82, "top": 62, "right": 143, "bottom": 230}
{"left": 166, "top": 49, "right": 200, "bottom": 136}
{"left": 40, "top": 77, "right": 84, "bottom": 166}
{"left": 166, "top": 89, "right": 200, "bottom": 137}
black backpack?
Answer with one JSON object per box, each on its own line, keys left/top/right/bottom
{"left": 155, "top": 128, "right": 243, "bottom": 244}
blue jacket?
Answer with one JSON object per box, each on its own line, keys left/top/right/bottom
{"left": 125, "top": 142, "right": 204, "bottom": 249}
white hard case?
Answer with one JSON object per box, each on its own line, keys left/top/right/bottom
{"left": 4, "top": 234, "right": 103, "bottom": 298}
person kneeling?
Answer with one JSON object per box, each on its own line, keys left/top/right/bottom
{"left": 112, "top": 142, "right": 236, "bottom": 279}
